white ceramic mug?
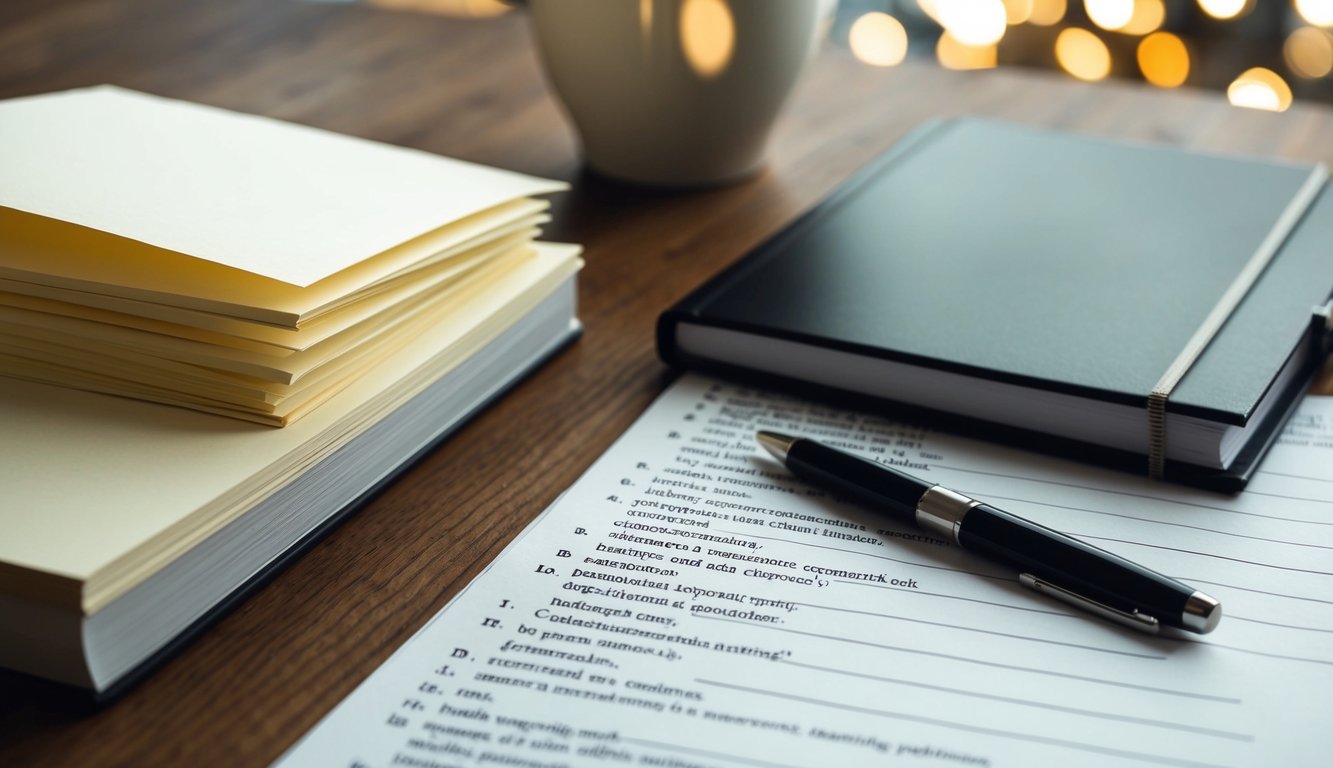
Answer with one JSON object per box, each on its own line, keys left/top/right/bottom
{"left": 528, "top": 0, "right": 830, "bottom": 186}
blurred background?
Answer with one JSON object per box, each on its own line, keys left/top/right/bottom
{"left": 835, "top": 0, "right": 1333, "bottom": 110}
{"left": 342, "top": 0, "right": 1333, "bottom": 111}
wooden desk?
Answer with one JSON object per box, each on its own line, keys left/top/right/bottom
{"left": 2, "top": 1, "right": 1331, "bottom": 763}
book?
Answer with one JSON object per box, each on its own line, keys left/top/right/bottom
{"left": 658, "top": 118, "right": 1333, "bottom": 489}
{"left": 0, "top": 87, "right": 584, "bottom": 696}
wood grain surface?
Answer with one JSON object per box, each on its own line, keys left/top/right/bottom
{"left": 2, "top": 1, "right": 1331, "bottom": 764}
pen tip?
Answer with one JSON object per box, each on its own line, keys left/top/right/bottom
{"left": 756, "top": 431, "right": 797, "bottom": 462}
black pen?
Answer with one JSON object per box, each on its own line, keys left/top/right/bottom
{"left": 756, "top": 431, "right": 1221, "bottom": 634}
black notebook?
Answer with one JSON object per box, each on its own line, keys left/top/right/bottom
{"left": 658, "top": 119, "right": 1333, "bottom": 490}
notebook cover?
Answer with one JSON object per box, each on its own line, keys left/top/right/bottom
{"left": 659, "top": 118, "right": 1333, "bottom": 487}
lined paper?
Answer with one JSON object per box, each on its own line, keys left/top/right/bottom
{"left": 277, "top": 375, "right": 1333, "bottom": 767}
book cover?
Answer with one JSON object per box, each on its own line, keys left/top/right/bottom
{"left": 659, "top": 118, "right": 1333, "bottom": 488}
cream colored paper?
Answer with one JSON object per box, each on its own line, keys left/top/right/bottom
{"left": 0, "top": 199, "right": 551, "bottom": 327}
{"left": 0, "top": 86, "right": 565, "bottom": 289}
{"left": 0, "top": 237, "right": 538, "bottom": 383}
{"left": 0, "top": 211, "right": 544, "bottom": 351}
{"left": 1, "top": 245, "right": 541, "bottom": 424}
{"left": 0, "top": 243, "right": 582, "bottom": 613}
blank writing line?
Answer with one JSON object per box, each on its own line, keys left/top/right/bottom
{"left": 789, "top": 600, "right": 1164, "bottom": 659}
{"left": 1244, "top": 489, "right": 1333, "bottom": 505}
{"left": 695, "top": 679, "right": 1233, "bottom": 768}
{"left": 1180, "top": 577, "right": 1333, "bottom": 606}
{"left": 1257, "top": 469, "right": 1333, "bottom": 484}
{"left": 1227, "top": 614, "right": 1333, "bottom": 634}
{"left": 979, "top": 493, "right": 1333, "bottom": 551}
{"left": 1184, "top": 641, "right": 1333, "bottom": 667}
{"left": 693, "top": 616, "right": 1238, "bottom": 702}
{"left": 620, "top": 737, "right": 804, "bottom": 768}
{"left": 776, "top": 658, "right": 1251, "bottom": 740}
{"left": 933, "top": 463, "right": 1333, "bottom": 526}
{"left": 1070, "top": 534, "right": 1333, "bottom": 577}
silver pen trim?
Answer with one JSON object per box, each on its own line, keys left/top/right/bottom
{"left": 1181, "top": 590, "right": 1223, "bottom": 634}
{"left": 756, "top": 431, "right": 796, "bottom": 463}
{"left": 1020, "top": 573, "right": 1161, "bottom": 634}
{"left": 915, "top": 485, "right": 977, "bottom": 544}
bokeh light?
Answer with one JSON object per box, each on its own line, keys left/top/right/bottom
{"left": 1002, "top": 0, "right": 1035, "bottom": 24}
{"left": 368, "top": 0, "right": 510, "bottom": 16}
{"left": 936, "top": 30, "right": 999, "bottom": 69}
{"left": 916, "top": 0, "right": 944, "bottom": 24}
{"left": 849, "top": 12, "right": 910, "bottom": 68}
{"left": 679, "top": 0, "right": 735, "bottom": 79}
{"left": 1085, "top": 0, "right": 1134, "bottom": 31}
{"left": 938, "top": 0, "right": 1009, "bottom": 47}
{"left": 1196, "top": 0, "right": 1250, "bottom": 21}
{"left": 1121, "top": 0, "right": 1166, "bottom": 35}
{"left": 1029, "top": 0, "right": 1068, "bottom": 25}
{"left": 1296, "top": 0, "right": 1333, "bottom": 28}
{"left": 1285, "top": 26, "right": 1333, "bottom": 79}
{"left": 1137, "top": 32, "right": 1190, "bottom": 87}
{"left": 1227, "top": 67, "right": 1294, "bottom": 111}
{"left": 1055, "top": 27, "right": 1112, "bottom": 81}
{"left": 842, "top": 0, "right": 1327, "bottom": 108}
{"left": 640, "top": 0, "right": 653, "bottom": 48}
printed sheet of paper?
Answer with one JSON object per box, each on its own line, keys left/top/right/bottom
{"left": 278, "top": 376, "right": 1333, "bottom": 768}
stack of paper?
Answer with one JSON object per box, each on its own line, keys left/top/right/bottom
{"left": 0, "top": 86, "right": 584, "bottom": 696}
{"left": 0, "top": 86, "right": 578, "bottom": 426}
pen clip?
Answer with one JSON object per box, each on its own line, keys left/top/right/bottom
{"left": 1020, "top": 573, "right": 1160, "bottom": 635}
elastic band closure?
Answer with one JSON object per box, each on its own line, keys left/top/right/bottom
{"left": 1148, "top": 164, "right": 1329, "bottom": 480}
{"left": 1317, "top": 299, "right": 1333, "bottom": 358}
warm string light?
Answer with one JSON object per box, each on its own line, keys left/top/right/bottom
{"left": 849, "top": 12, "right": 909, "bottom": 68}
{"left": 1002, "top": 0, "right": 1035, "bottom": 24}
{"left": 1029, "top": 0, "right": 1068, "bottom": 25}
{"left": 1055, "top": 27, "right": 1112, "bottom": 81}
{"left": 912, "top": 0, "right": 1007, "bottom": 67}
{"left": 862, "top": 0, "right": 1314, "bottom": 110}
{"left": 1083, "top": 0, "right": 1163, "bottom": 34}
{"left": 916, "top": 0, "right": 944, "bottom": 24}
{"left": 936, "top": 30, "right": 999, "bottom": 69}
{"left": 1285, "top": 26, "right": 1333, "bottom": 78}
{"left": 1196, "top": 0, "right": 1250, "bottom": 21}
{"left": 1138, "top": 32, "right": 1190, "bottom": 87}
{"left": 368, "top": 0, "right": 511, "bottom": 16}
{"left": 938, "top": 0, "right": 1009, "bottom": 47}
{"left": 1120, "top": 0, "right": 1165, "bottom": 35}
{"left": 1296, "top": 0, "right": 1333, "bottom": 27}
{"left": 1227, "top": 67, "right": 1294, "bottom": 112}
{"left": 1085, "top": 0, "right": 1134, "bottom": 31}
